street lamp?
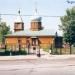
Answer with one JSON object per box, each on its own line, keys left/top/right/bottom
{"left": 37, "top": 46, "right": 41, "bottom": 57}
{"left": 36, "top": 39, "right": 41, "bottom": 57}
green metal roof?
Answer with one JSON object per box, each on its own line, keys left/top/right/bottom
{"left": 6, "top": 29, "right": 62, "bottom": 37}
{"left": 31, "top": 17, "right": 42, "bottom": 22}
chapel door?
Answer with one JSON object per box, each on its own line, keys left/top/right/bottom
{"left": 32, "top": 38, "right": 39, "bottom": 45}
{"left": 31, "top": 38, "right": 39, "bottom": 54}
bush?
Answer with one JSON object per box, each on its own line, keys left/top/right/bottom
{"left": 11, "top": 51, "right": 20, "bottom": 55}
{"left": 9, "top": 50, "right": 27, "bottom": 55}
{"left": 19, "top": 50, "right": 27, "bottom": 55}
{"left": 5, "top": 51, "right": 10, "bottom": 55}
{"left": 0, "top": 51, "right": 10, "bottom": 56}
{"left": 0, "top": 50, "right": 27, "bottom": 56}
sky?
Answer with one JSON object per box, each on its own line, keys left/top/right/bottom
{"left": 0, "top": 0, "right": 75, "bottom": 33}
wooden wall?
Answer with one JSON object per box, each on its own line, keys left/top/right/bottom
{"left": 5, "top": 36, "right": 54, "bottom": 50}
{"left": 39, "top": 36, "right": 54, "bottom": 48}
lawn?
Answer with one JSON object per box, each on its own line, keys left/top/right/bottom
{"left": 43, "top": 47, "right": 75, "bottom": 54}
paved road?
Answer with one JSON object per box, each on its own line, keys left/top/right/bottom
{"left": 0, "top": 56, "right": 75, "bottom": 75}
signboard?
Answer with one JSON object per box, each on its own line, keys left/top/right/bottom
{"left": 54, "top": 37, "right": 63, "bottom": 48}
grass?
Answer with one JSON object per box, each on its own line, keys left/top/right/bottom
{"left": 42, "top": 46, "right": 75, "bottom": 55}
{"left": 43, "top": 47, "right": 49, "bottom": 52}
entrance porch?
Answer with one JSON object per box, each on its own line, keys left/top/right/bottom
{"left": 26, "top": 37, "right": 40, "bottom": 54}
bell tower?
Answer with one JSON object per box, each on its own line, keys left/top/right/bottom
{"left": 30, "top": 1, "right": 43, "bottom": 31}
{"left": 14, "top": 10, "right": 24, "bottom": 32}
{"left": 30, "top": 17, "right": 43, "bottom": 31}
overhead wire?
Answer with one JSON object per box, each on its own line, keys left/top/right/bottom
{"left": 0, "top": 13, "right": 61, "bottom": 17}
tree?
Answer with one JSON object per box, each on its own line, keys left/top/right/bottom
{"left": 0, "top": 22, "right": 11, "bottom": 44}
{"left": 59, "top": 6, "right": 75, "bottom": 54}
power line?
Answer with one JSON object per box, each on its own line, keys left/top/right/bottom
{"left": 0, "top": 13, "right": 61, "bottom": 17}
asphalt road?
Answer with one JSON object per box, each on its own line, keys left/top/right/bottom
{"left": 0, "top": 56, "right": 75, "bottom": 75}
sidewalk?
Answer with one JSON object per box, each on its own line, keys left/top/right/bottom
{"left": 0, "top": 55, "right": 38, "bottom": 61}
{"left": 0, "top": 54, "right": 75, "bottom": 61}
{"left": 41, "top": 54, "right": 75, "bottom": 60}
{"left": 0, "top": 49, "right": 48, "bottom": 61}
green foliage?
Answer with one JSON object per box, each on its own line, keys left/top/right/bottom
{"left": 0, "top": 22, "right": 11, "bottom": 43}
{"left": 0, "top": 50, "right": 27, "bottom": 56}
{"left": 59, "top": 6, "right": 75, "bottom": 45}
{"left": 19, "top": 50, "right": 27, "bottom": 55}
